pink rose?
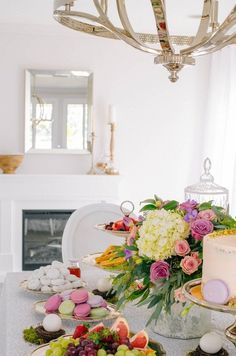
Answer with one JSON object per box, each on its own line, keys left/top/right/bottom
{"left": 198, "top": 209, "right": 216, "bottom": 221}
{"left": 174, "top": 240, "right": 190, "bottom": 256}
{"left": 179, "top": 200, "right": 198, "bottom": 212}
{"left": 191, "top": 219, "right": 214, "bottom": 241}
{"left": 180, "top": 256, "right": 199, "bottom": 275}
{"left": 191, "top": 252, "right": 202, "bottom": 266}
{"left": 150, "top": 261, "right": 170, "bottom": 283}
{"left": 174, "top": 287, "right": 187, "bottom": 303}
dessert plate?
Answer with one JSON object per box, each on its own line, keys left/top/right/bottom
{"left": 34, "top": 300, "right": 120, "bottom": 322}
{"left": 20, "top": 280, "right": 86, "bottom": 295}
{"left": 30, "top": 334, "right": 166, "bottom": 356}
{"left": 183, "top": 278, "right": 236, "bottom": 314}
{"left": 95, "top": 223, "right": 130, "bottom": 238}
{"left": 82, "top": 253, "right": 126, "bottom": 273}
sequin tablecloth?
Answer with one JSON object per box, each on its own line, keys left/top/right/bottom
{"left": 0, "top": 269, "right": 235, "bottom": 356}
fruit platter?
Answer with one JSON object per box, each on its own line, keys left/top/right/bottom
{"left": 82, "top": 247, "right": 128, "bottom": 272}
{"left": 34, "top": 287, "right": 120, "bottom": 322}
{"left": 95, "top": 201, "right": 138, "bottom": 238}
{"left": 30, "top": 317, "right": 166, "bottom": 356}
{"left": 20, "top": 261, "right": 85, "bottom": 295}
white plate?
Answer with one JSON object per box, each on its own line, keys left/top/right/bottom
{"left": 20, "top": 280, "right": 86, "bottom": 295}
{"left": 95, "top": 224, "right": 130, "bottom": 238}
{"left": 34, "top": 300, "right": 120, "bottom": 322}
{"left": 82, "top": 253, "right": 125, "bottom": 273}
{"left": 30, "top": 335, "right": 72, "bottom": 355}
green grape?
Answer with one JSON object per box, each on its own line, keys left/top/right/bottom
{"left": 60, "top": 339, "right": 71, "bottom": 348}
{"left": 46, "top": 350, "right": 53, "bottom": 356}
{"left": 117, "top": 345, "right": 129, "bottom": 351}
{"left": 52, "top": 346, "right": 63, "bottom": 356}
{"left": 98, "top": 349, "right": 107, "bottom": 356}
{"left": 125, "top": 351, "right": 135, "bottom": 356}
{"left": 116, "top": 350, "right": 126, "bottom": 356}
{"left": 132, "top": 350, "right": 141, "bottom": 356}
{"left": 107, "top": 354, "right": 114, "bottom": 356}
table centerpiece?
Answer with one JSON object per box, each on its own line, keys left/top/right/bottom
{"left": 112, "top": 196, "right": 236, "bottom": 338}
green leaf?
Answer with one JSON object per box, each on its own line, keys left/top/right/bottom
{"left": 140, "top": 204, "right": 157, "bottom": 212}
{"left": 125, "top": 245, "right": 138, "bottom": 251}
{"left": 163, "top": 200, "right": 179, "bottom": 211}
{"left": 146, "top": 300, "right": 164, "bottom": 326}
{"left": 147, "top": 294, "right": 163, "bottom": 309}
{"left": 154, "top": 194, "right": 162, "bottom": 202}
{"left": 198, "top": 201, "right": 213, "bottom": 211}
{"left": 140, "top": 199, "right": 156, "bottom": 205}
{"left": 136, "top": 288, "right": 150, "bottom": 305}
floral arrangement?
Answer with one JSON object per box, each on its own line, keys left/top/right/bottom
{"left": 112, "top": 196, "right": 236, "bottom": 325}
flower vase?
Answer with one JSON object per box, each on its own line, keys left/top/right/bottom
{"left": 151, "top": 302, "right": 212, "bottom": 339}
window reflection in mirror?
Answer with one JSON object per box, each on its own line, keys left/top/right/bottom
{"left": 25, "top": 70, "right": 93, "bottom": 153}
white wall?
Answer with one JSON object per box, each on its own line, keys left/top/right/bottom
{"left": 0, "top": 24, "right": 210, "bottom": 205}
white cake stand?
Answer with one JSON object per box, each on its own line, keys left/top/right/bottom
{"left": 183, "top": 278, "right": 236, "bottom": 347}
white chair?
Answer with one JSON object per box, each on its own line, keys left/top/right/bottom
{"left": 62, "top": 203, "right": 126, "bottom": 265}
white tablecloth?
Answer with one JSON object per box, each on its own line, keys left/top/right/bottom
{"left": 0, "top": 269, "right": 235, "bottom": 356}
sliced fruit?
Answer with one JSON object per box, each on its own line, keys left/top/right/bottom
{"left": 89, "top": 322, "right": 105, "bottom": 333}
{"left": 111, "top": 317, "right": 129, "bottom": 339}
{"left": 112, "top": 221, "right": 125, "bottom": 231}
{"left": 130, "top": 331, "right": 149, "bottom": 349}
{"left": 190, "top": 285, "right": 203, "bottom": 300}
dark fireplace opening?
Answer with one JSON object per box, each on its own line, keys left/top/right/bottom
{"left": 22, "top": 210, "right": 74, "bottom": 270}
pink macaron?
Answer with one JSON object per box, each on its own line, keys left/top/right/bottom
{"left": 70, "top": 288, "right": 89, "bottom": 304}
{"left": 45, "top": 294, "right": 62, "bottom": 312}
{"left": 74, "top": 303, "right": 91, "bottom": 318}
{"left": 87, "top": 295, "right": 104, "bottom": 308}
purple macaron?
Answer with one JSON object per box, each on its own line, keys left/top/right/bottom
{"left": 87, "top": 295, "right": 104, "bottom": 308}
{"left": 203, "top": 279, "right": 230, "bottom": 304}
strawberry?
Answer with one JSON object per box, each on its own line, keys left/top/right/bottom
{"left": 73, "top": 324, "right": 89, "bottom": 339}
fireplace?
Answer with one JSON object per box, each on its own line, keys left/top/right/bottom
{"left": 22, "top": 210, "right": 74, "bottom": 270}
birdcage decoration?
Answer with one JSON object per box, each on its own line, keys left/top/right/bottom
{"left": 185, "top": 158, "right": 229, "bottom": 211}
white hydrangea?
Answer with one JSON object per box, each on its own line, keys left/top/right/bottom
{"left": 136, "top": 209, "right": 190, "bottom": 260}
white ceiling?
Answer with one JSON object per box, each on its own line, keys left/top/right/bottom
{"left": 0, "top": 0, "right": 235, "bottom": 36}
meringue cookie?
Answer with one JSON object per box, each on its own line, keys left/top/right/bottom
{"left": 72, "top": 280, "right": 83, "bottom": 289}
{"left": 46, "top": 268, "right": 60, "bottom": 280}
{"left": 51, "top": 279, "right": 65, "bottom": 286}
{"left": 28, "top": 278, "right": 41, "bottom": 291}
{"left": 52, "top": 261, "right": 63, "bottom": 268}
{"left": 60, "top": 268, "right": 69, "bottom": 276}
{"left": 40, "top": 277, "right": 51, "bottom": 286}
{"left": 41, "top": 285, "right": 52, "bottom": 292}
{"left": 52, "top": 285, "right": 65, "bottom": 293}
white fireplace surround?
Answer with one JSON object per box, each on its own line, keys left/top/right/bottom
{"left": 0, "top": 174, "right": 120, "bottom": 280}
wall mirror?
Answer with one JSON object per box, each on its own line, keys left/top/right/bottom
{"left": 25, "top": 69, "right": 93, "bottom": 153}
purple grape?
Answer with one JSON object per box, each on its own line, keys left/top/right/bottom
{"left": 79, "top": 351, "right": 87, "bottom": 356}
{"left": 76, "top": 347, "right": 83, "bottom": 352}
{"left": 87, "top": 351, "right": 97, "bottom": 356}
{"left": 81, "top": 340, "right": 89, "bottom": 347}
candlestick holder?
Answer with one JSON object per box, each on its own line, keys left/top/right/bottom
{"left": 87, "top": 131, "right": 97, "bottom": 175}
{"left": 105, "top": 122, "right": 119, "bottom": 175}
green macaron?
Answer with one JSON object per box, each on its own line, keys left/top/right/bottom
{"left": 90, "top": 307, "right": 109, "bottom": 319}
{"left": 58, "top": 300, "right": 75, "bottom": 316}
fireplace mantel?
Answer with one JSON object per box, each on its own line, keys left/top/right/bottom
{"left": 0, "top": 174, "right": 121, "bottom": 279}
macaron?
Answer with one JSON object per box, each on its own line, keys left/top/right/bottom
{"left": 45, "top": 294, "right": 62, "bottom": 313}
{"left": 90, "top": 307, "right": 109, "bottom": 319}
{"left": 71, "top": 288, "right": 88, "bottom": 304}
{"left": 58, "top": 300, "right": 75, "bottom": 316}
{"left": 87, "top": 295, "right": 104, "bottom": 308}
{"left": 60, "top": 289, "right": 74, "bottom": 301}
{"left": 203, "top": 279, "right": 230, "bottom": 304}
{"left": 74, "top": 303, "right": 91, "bottom": 318}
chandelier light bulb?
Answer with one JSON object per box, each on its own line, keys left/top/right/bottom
{"left": 53, "top": 0, "right": 236, "bottom": 82}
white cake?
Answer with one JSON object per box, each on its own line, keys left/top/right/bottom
{"left": 202, "top": 230, "right": 236, "bottom": 300}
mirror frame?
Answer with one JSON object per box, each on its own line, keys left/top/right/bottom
{"left": 24, "top": 69, "right": 93, "bottom": 155}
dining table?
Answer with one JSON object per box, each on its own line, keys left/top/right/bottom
{"left": 0, "top": 267, "right": 235, "bottom": 356}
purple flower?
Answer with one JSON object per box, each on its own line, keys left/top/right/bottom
{"left": 179, "top": 200, "right": 198, "bottom": 213}
{"left": 123, "top": 216, "right": 133, "bottom": 227}
{"left": 124, "top": 249, "right": 133, "bottom": 260}
{"left": 191, "top": 219, "right": 214, "bottom": 241}
{"left": 184, "top": 209, "right": 198, "bottom": 222}
{"left": 150, "top": 261, "right": 170, "bottom": 283}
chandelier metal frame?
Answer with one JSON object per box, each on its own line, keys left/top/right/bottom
{"left": 53, "top": 0, "right": 236, "bottom": 82}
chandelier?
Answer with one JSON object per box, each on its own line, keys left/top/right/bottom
{"left": 53, "top": 1, "right": 236, "bottom": 82}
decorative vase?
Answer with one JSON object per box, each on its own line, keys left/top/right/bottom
{"left": 0, "top": 154, "right": 24, "bottom": 174}
{"left": 151, "top": 302, "right": 212, "bottom": 339}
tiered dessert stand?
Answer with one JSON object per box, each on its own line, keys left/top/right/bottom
{"left": 183, "top": 278, "right": 236, "bottom": 347}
